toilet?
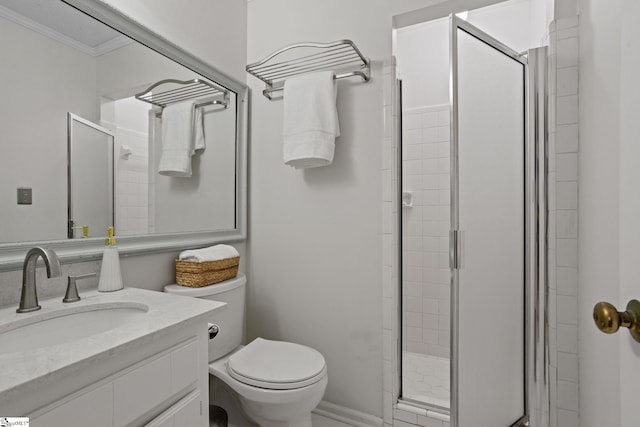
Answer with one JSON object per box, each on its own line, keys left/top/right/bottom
{"left": 164, "top": 274, "right": 327, "bottom": 427}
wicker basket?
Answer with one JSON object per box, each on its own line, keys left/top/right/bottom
{"left": 175, "top": 256, "right": 239, "bottom": 287}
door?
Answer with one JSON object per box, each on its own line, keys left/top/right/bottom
{"left": 450, "top": 16, "right": 528, "bottom": 427}
{"left": 618, "top": 1, "right": 640, "bottom": 425}
{"left": 67, "top": 113, "right": 114, "bottom": 239}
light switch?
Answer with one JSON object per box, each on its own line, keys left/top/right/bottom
{"left": 17, "top": 188, "right": 32, "bottom": 205}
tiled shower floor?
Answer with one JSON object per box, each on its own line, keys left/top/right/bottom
{"left": 402, "top": 352, "right": 450, "bottom": 409}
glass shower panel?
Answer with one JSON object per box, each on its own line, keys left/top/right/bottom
{"left": 453, "top": 25, "right": 526, "bottom": 427}
{"left": 399, "top": 16, "right": 452, "bottom": 410}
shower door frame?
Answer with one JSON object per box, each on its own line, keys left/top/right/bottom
{"left": 393, "top": 12, "right": 548, "bottom": 427}
{"left": 448, "top": 16, "right": 547, "bottom": 427}
{"left": 449, "top": 15, "right": 529, "bottom": 427}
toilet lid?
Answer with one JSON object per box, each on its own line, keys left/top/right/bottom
{"left": 227, "top": 338, "right": 326, "bottom": 390}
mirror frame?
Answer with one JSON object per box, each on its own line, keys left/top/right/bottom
{"left": 0, "top": 0, "right": 248, "bottom": 271}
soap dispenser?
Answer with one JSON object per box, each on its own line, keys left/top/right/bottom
{"left": 98, "top": 226, "right": 123, "bottom": 292}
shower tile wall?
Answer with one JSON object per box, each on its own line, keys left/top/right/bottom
{"left": 402, "top": 104, "right": 450, "bottom": 359}
{"left": 548, "top": 16, "right": 580, "bottom": 427}
{"left": 115, "top": 127, "right": 149, "bottom": 236}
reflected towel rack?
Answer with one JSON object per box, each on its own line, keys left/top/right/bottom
{"left": 246, "top": 39, "right": 370, "bottom": 100}
{"left": 135, "top": 78, "right": 230, "bottom": 117}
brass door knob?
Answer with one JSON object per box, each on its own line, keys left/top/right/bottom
{"left": 593, "top": 300, "right": 640, "bottom": 342}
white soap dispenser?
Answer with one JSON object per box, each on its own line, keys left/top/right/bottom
{"left": 98, "top": 226, "right": 123, "bottom": 292}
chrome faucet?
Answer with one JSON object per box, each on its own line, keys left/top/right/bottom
{"left": 17, "top": 247, "right": 61, "bottom": 313}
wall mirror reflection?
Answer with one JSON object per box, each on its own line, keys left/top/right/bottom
{"left": 0, "top": 0, "right": 241, "bottom": 247}
{"left": 67, "top": 113, "right": 114, "bottom": 239}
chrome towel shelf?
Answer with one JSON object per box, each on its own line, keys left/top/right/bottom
{"left": 135, "top": 78, "right": 230, "bottom": 116}
{"left": 246, "top": 39, "right": 371, "bottom": 100}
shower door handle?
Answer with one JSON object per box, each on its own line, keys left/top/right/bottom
{"left": 449, "top": 230, "right": 463, "bottom": 269}
{"left": 593, "top": 299, "right": 640, "bottom": 342}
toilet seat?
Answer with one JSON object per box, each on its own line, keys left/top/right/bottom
{"left": 226, "top": 338, "right": 326, "bottom": 390}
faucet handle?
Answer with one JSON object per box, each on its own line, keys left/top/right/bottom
{"left": 63, "top": 272, "right": 97, "bottom": 303}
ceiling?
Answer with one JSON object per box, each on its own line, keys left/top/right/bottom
{"left": 0, "top": 0, "right": 128, "bottom": 55}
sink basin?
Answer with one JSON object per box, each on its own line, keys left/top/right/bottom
{"left": 0, "top": 302, "right": 148, "bottom": 355}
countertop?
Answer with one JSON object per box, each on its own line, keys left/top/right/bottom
{"left": 0, "top": 287, "right": 225, "bottom": 402}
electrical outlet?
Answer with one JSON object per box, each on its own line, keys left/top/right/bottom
{"left": 17, "top": 188, "right": 32, "bottom": 205}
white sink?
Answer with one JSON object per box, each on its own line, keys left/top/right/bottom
{"left": 0, "top": 302, "right": 148, "bottom": 355}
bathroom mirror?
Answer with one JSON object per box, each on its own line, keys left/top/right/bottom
{"left": 0, "top": 0, "right": 247, "bottom": 270}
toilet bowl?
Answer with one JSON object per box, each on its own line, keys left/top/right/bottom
{"left": 210, "top": 339, "right": 328, "bottom": 427}
{"left": 164, "top": 274, "right": 327, "bottom": 427}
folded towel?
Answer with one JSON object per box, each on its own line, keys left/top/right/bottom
{"left": 283, "top": 71, "right": 340, "bottom": 169}
{"left": 158, "top": 100, "right": 205, "bottom": 177}
{"left": 179, "top": 244, "right": 239, "bottom": 262}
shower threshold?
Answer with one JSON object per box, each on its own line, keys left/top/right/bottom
{"left": 402, "top": 352, "right": 450, "bottom": 409}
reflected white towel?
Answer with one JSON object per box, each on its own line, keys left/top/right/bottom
{"left": 158, "top": 100, "right": 205, "bottom": 177}
{"left": 283, "top": 71, "right": 340, "bottom": 169}
{"left": 194, "top": 107, "right": 205, "bottom": 151}
{"left": 179, "top": 244, "right": 239, "bottom": 262}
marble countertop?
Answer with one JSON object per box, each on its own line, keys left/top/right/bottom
{"left": 0, "top": 287, "right": 225, "bottom": 401}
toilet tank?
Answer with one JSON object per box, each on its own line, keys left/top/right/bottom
{"left": 164, "top": 274, "right": 246, "bottom": 362}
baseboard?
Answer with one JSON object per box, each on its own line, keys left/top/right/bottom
{"left": 312, "top": 400, "right": 384, "bottom": 427}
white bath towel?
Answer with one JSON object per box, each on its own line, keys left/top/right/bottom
{"left": 158, "top": 100, "right": 205, "bottom": 177}
{"left": 179, "top": 244, "right": 239, "bottom": 262}
{"left": 283, "top": 71, "right": 340, "bottom": 169}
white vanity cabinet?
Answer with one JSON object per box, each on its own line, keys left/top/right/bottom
{"left": 31, "top": 334, "right": 208, "bottom": 427}
{"left": 0, "top": 289, "right": 223, "bottom": 427}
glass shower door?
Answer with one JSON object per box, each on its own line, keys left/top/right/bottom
{"left": 450, "top": 17, "right": 527, "bottom": 427}
{"left": 68, "top": 113, "right": 115, "bottom": 239}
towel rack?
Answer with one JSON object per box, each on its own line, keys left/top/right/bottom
{"left": 246, "top": 39, "right": 370, "bottom": 100}
{"left": 135, "top": 78, "right": 230, "bottom": 116}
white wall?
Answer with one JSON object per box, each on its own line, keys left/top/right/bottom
{"left": 466, "top": 0, "right": 531, "bottom": 53}
{"left": 529, "top": 0, "right": 554, "bottom": 47}
{"left": 396, "top": 18, "right": 450, "bottom": 109}
{"left": 247, "top": 0, "right": 444, "bottom": 418}
{"left": 0, "top": 15, "right": 97, "bottom": 243}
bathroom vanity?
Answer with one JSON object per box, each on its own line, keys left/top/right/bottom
{"left": 0, "top": 288, "right": 225, "bottom": 426}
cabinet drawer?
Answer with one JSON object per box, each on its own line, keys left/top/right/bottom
{"left": 171, "top": 339, "right": 198, "bottom": 393}
{"left": 113, "top": 354, "right": 172, "bottom": 426}
{"left": 32, "top": 383, "right": 113, "bottom": 427}
{"left": 145, "top": 390, "right": 202, "bottom": 427}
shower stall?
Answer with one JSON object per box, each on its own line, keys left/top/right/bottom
{"left": 395, "top": 4, "right": 548, "bottom": 426}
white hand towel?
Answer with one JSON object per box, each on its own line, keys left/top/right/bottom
{"left": 283, "top": 71, "right": 340, "bottom": 169}
{"left": 158, "top": 100, "right": 205, "bottom": 177}
{"left": 179, "top": 244, "right": 239, "bottom": 262}
{"left": 194, "top": 106, "right": 205, "bottom": 152}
